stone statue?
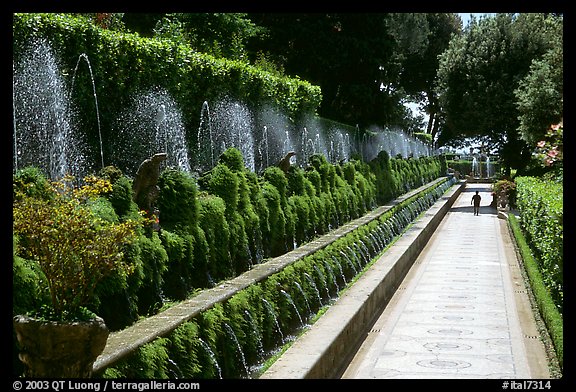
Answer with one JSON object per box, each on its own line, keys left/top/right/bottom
{"left": 132, "top": 152, "right": 167, "bottom": 213}
{"left": 278, "top": 151, "right": 296, "bottom": 173}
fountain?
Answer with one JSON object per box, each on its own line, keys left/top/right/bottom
{"left": 13, "top": 38, "right": 437, "bottom": 191}
{"left": 280, "top": 289, "right": 305, "bottom": 328}
{"left": 255, "top": 104, "right": 296, "bottom": 172}
{"left": 211, "top": 97, "right": 255, "bottom": 172}
{"left": 198, "top": 338, "right": 222, "bottom": 379}
{"left": 111, "top": 87, "right": 191, "bottom": 177}
{"left": 471, "top": 156, "right": 480, "bottom": 178}
{"left": 69, "top": 53, "right": 104, "bottom": 171}
{"left": 486, "top": 155, "right": 492, "bottom": 178}
{"left": 222, "top": 323, "right": 249, "bottom": 378}
{"left": 13, "top": 38, "right": 89, "bottom": 179}
{"left": 197, "top": 101, "right": 215, "bottom": 173}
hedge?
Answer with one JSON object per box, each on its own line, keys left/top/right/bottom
{"left": 13, "top": 13, "right": 322, "bottom": 174}
{"left": 514, "top": 176, "right": 563, "bottom": 313}
{"left": 95, "top": 176, "right": 455, "bottom": 378}
{"left": 12, "top": 148, "right": 447, "bottom": 376}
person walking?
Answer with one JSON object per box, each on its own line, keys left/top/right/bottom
{"left": 471, "top": 190, "right": 482, "bottom": 216}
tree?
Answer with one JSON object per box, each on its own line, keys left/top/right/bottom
{"left": 515, "top": 44, "right": 563, "bottom": 145}
{"left": 153, "top": 13, "right": 266, "bottom": 61}
{"left": 435, "top": 13, "right": 563, "bottom": 175}
{"left": 247, "top": 13, "right": 401, "bottom": 128}
{"left": 13, "top": 173, "right": 143, "bottom": 320}
{"left": 390, "top": 13, "right": 461, "bottom": 140}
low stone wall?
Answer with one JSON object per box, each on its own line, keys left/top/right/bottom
{"left": 92, "top": 177, "right": 460, "bottom": 375}
{"left": 259, "top": 179, "right": 465, "bottom": 378}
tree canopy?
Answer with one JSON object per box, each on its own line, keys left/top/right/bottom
{"left": 435, "top": 13, "right": 563, "bottom": 174}
{"left": 84, "top": 12, "right": 563, "bottom": 168}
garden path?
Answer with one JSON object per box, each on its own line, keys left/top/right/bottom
{"left": 340, "top": 183, "right": 552, "bottom": 379}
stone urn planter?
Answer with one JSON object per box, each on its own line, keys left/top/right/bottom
{"left": 13, "top": 315, "right": 109, "bottom": 378}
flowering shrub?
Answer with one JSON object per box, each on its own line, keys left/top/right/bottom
{"left": 13, "top": 174, "right": 144, "bottom": 321}
{"left": 534, "top": 123, "right": 563, "bottom": 167}
{"left": 491, "top": 178, "right": 517, "bottom": 207}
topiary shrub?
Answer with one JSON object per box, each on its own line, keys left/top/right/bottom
{"left": 157, "top": 168, "right": 199, "bottom": 232}
{"left": 199, "top": 163, "right": 239, "bottom": 216}
{"left": 218, "top": 147, "right": 245, "bottom": 172}
{"left": 198, "top": 194, "right": 233, "bottom": 281}
{"left": 106, "top": 175, "right": 140, "bottom": 220}
{"left": 160, "top": 229, "right": 195, "bottom": 300}
{"left": 135, "top": 233, "right": 169, "bottom": 316}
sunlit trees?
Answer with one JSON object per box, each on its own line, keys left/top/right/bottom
{"left": 435, "top": 13, "right": 563, "bottom": 175}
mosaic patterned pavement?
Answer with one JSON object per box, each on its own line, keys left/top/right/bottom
{"left": 341, "top": 184, "right": 550, "bottom": 379}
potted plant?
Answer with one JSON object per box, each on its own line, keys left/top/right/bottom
{"left": 12, "top": 171, "right": 143, "bottom": 378}
{"left": 491, "top": 178, "right": 517, "bottom": 210}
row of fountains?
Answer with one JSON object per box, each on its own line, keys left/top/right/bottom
{"left": 471, "top": 155, "right": 494, "bottom": 178}
{"left": 13, "top": 39, "right": 435, "bottom": 181}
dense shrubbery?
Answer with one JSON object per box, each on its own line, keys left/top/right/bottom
{"left": 13, "top": 149, "right": 442, "bottom": 333}
{"left": 508, "top": 214, "right": 563, "bottom": 370}
{"left": 97, "top": 176, "right": 455, "bottom": 378}
{"left": 514, "top": 176, "right": 563, "bottom": 313}
{"left": 12, "top": 143, "right": 442, "bottom": 377}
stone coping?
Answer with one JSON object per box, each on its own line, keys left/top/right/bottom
{"left": 92, "top": 176, "right": 452, "bottom": 374}
{"left": 259, "top": 179, "right": 464, "bottom": 378}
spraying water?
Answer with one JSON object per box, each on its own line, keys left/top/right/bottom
{"left": 13, "top": 38, "right": 89, "bottom": 179}
{"left": 111, "top": 87, "right": 191, "bottom": 177}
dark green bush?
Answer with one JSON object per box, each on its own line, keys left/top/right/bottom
{"left": 199, "top": 163, "right": 239, "bottom": 215}
{"left": 12, "top": 235, "right": 50, "bottom": 316}
{"left": 198, "top": 194, "right": 233, "bottom": 281}
{"left": 160, "top": 229, "right": 195, "bottom": 300}
{"left": 135, "top": 233, "right": 169, "bottom": 315}
{"left": 157, "top": 168, "right": 198, "bottom": 232}
{"left": 106, "top": 175, "right": 140, "bottom": 220}
{"left": 167, "top": 321, "right": 203, "bottom": 378}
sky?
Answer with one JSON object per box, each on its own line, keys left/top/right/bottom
{"left": 458, "top": 13, "right": 496, "bottom": 27}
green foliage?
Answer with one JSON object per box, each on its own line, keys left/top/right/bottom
{"left": 157, "top": 169, "right": 198, "bottom": 231}
{"left": 436, "top": 13, "right": 563, "bottom": 174}
{"left": 12, "top": 166, "right": 54, "bottom": 201}
{"left": 508, "top": 214, "right": 562, "bottom": 370}
{"left": 515, "top": 176, "right": 563, "bottom": 312}
{"left": 515, "top": 44, "right": 563, "bottom": 145}
{"left": 135, "top": 233, "right": 169, "bottom": 315}
{"left": 112, "top": 337, "right": 172, "bottom": 378}
{"left": 261, "top": 182, "right": 287, "bottom": 257}
{"left": 12, "top": 236, "right": 50, "bottom": 316}
{"left": 218, "top": 147, "right": 246, "bottom": 172}
{"left": 492, "top": 178, "right": 517, "bottom": 207}
{"left": 155, "top": 13, "right": 266, "bottom": 61}
{"left": 106, "top": 175, "right": 140, "bottom": 220}
{"left": 198, "top": 194, "right": 232, "bottom": 280}
{"left": 262, "top": 166, "right": 288, "bottom": 207}
{"left": 13, "top": 174, "right": 143, "bottom": 320}
{"left": 160, "top": 229, "right": 195, "bottom": 300}
{"left": 199, "top": 163, "right": 239, "bottom": 215}
{"left": 167, "top": 321, "right": 203, "bottom": 378}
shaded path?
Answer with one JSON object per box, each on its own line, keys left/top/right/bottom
{"left": 341, "top": 183, "right": 551, "bottom": 379}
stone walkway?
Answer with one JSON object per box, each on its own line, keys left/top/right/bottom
{"left": 341, "top": 183, "right": 551, "bottom": 379}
